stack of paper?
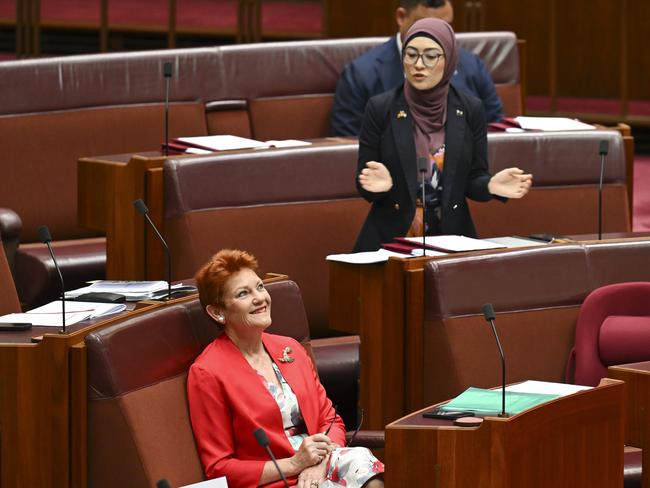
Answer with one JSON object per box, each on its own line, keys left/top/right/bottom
{"left": 0, "top": 301, "right": 127, "bottom": 327}
{"left": 65, "top": 280, "right": 197, "bottom": 301}
{"left": 171, "top": 135, "right": 312, "bottom": 153}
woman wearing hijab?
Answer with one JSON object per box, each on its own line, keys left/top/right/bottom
{"left": 353, "top": 18, "right": 532, "bottom": 252}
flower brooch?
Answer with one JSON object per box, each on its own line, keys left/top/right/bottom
{"left": 278, "top": 346, "right": 295, "bottom": 363}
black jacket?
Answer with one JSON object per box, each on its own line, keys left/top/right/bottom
{"left": 354, "top": 84, "right": 497, "bottom": 252}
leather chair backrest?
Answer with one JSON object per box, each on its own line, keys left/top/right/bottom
{"left": 418, "top": 239, "right": 650, "bottom": 405}
{"left": 85, "top": 279, "right": 311, "bottom": 488}
{"left": 163, "top": 143, "right": 368, "bottom": 337}
{"left": 456, "top": 31, "right": 522, "bottom": 115}
{"left": 470, "top": 129, "right": 630, "bottom": 237}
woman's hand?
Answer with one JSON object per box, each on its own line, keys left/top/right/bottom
{"left": 488, "top": 167, "right": 533, "bottom": 199}
{"left": 358, "top": 161, "right": 393, "bottom": 193}
{"left": 297, "top": 457, "right": 329, "bottom": 488}
{"left": 290, "top": 434, "right": 333, "bottom": 473}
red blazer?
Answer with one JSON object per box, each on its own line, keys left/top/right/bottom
{"left": 187, "top": 333, "right": 346, "bottom": 488}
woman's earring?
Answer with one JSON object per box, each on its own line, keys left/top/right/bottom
{"left": 217, "top": 314, "right": 224, "bottom": 323}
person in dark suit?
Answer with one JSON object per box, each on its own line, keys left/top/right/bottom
{"left": 353, "top": 18, "right": 531, "bottom": 253}
{"left": 331, "top": 0, "right": 504, "bottom": 137}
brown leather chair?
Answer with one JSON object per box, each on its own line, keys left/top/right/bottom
{"left": 163, "top": 144, "right": 368, "bottom": 338}
{"left": 86, "top": 279, "right": 379, "bottom": 488}
{"left": 471, "top": 129, "right": 630, "bottom": 237}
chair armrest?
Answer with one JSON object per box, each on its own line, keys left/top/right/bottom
{"left": 346, "top": 430, "right": 384, "bottom": 449}
{"left": 0, "top": 208, "right": 22, "bottom": 275}
{"left": 0, "top": 208, "right": 22, "bottom": 242}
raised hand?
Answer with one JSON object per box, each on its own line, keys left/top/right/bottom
{"left": 358, "top": 161, "right": 393, "bottom": 193}
{"left": 488, "top": 167, "right": 533, "bottom": 199}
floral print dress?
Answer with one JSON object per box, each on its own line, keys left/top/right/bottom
{"left": 259, "top": 363, "right": 384, "bottom": 487}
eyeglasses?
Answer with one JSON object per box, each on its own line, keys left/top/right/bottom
{"left": 403, "top": 47, "right": 445, "bottom": 68}
{"left": 324, "top": 404, "right": 338, "bottom": 435}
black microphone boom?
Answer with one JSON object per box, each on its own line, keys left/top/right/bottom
{"left": 38, "top": 225, "right": 67, "bottom": 334}
{"left": 163, "top": 61, "right": 173, "bottom": 157}
{"left": 133, "top": 199, "right": 172, "bottom": 301}
{"left": 598, "top": 140, "right": 609, "bottom": 240}
{"left": 156, "top": 480, "right": 172, "bottom": 488}
{"left": 482, "top": 303, "right": 507, "bottom": 417}
{"left": 418, "top": 156, "right": 428, "bottom": 256}
{"left": 253, "top": 428, "right": 289, "bottom": 488}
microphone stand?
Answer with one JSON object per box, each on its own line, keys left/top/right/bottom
{"left": 163, "top": 62, "right": 172, "bottom": 157}
{"left": 418, "top": 157, "right": 428, "bottom": 257}
{"left": 482, "top": 303, "right": 508, "bottom": 417}
{"left": 133, "top": 199, "right": 172, "bottom": 301}
{"left": 38, "top": 225, "right": 66, "bottom": 334}
{"left": 598, "top": 140, "right": 609, "bottom": 240}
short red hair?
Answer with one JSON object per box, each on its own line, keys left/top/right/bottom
{"left": 194, "top": 249, "right": 259, "bottom": 309}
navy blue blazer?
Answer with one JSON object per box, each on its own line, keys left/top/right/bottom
{"left": 353, "top": 84, "right": 499, "bottom": 253}
{"left": 332, "top": 36, "right": 504, "bottom": 136}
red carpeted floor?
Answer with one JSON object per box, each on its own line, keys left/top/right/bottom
{"left": 0, "top": 0, "right": 322, "bottom": 35}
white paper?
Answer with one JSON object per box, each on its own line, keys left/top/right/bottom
{"left": 0, "top": 301, "right": 126, "bottom": 327}
{"left": 265, "top": 139, "right": 311, "bottom": 148}
{"left": 505, "top": 380, "right": 592, "bottom": 397}
{"left": 185, "top": 147, "right": 212, "bottom": 155}
{"left": 181, "top": 477, "right": 228, "bottom": 488}
{"left": 326, "top": 249, "right": 407, "bottom": 264}
{"left": 177, "top": 135, "right": 268, "bottom": 151}
{"left": 402, "top": 235, "right": 506, "bottom": 252}
{"left": 409, "top": 248, "right": 447, "bottom": 257}
{"left": 514, "top": 116, "right": 595, "bottom": 132}
{"left": 483, "top": 236, "right": 547, "bottom": 248}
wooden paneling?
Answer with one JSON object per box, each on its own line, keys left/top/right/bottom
{"left": 627, "top": 1, "right": 650, "bottom": 101}
{"left": 323, "top": 0, "right": 397, "bottom": 38}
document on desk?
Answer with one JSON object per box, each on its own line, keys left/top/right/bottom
{"left": 326, "top": 249, "right": 407, "bottom": 264}
{"left": 514, "top": 116, "right": 595, "bottom": 131}
{"left": 176, "top": 135, "right": 269, "bottom": 151}
{"left": 181, "top": 476, "right": 228, "bottom": 488}
{"left": 505, "top": 380, "right": 592, "bottom": 397}
{"left": 441, "top": 387, "right": 560, "bottom": 416}
{"left": 0, "top": 301, "right": 127, "bottom": 327}
{"left": 399, "top": 235, "right": 506, "bottom": 252}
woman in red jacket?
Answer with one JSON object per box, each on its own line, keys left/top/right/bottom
{"left": 187, "top": 249, "right": 384, "bottom": 488}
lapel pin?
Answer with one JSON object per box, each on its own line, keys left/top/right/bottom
{"left": 397, "top": 110, "right": 408, "bottom": 119}
{"left": 456, "top": 109, "right": 464, "bottom": 117}
{"left": 278, "top": 346, "right": 294, "bottom": 363}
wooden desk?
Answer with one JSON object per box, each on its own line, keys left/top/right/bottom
{"left": 331, "top": 236, "right": 650, "bottom": 430}
{"left": 385, "top": 379, "right": 624, "bottom": 487}
{"left": 609, "top": 361, "right": 650, "bottom": 488}
{"left": 78, "top": 139, "right": 356, "bottom": 281}
{"left": 0, "top": 302, "right": 160, "bottom": 488}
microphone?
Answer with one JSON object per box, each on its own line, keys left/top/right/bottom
{"left": 482, "top": 303, "right": 507, "bottom": 417}
{"left": 253, "top": 428, "right": 289, "bottom": 488}
{"left": 156, "top": 480, "right": 172, "bottom": 488}
{"left": 133, "top": 199, "right": 172, "bottom": 301}
{"left": 163, "top": 62, "right": 173, "bottom": 157}
{"left": 418, "top": 156, "right": 428, "bottom": 256}
{"left": 38, "top": 225, "right": 66, "bottom": 334}
{"left": 598, "top": 140, "right": 609, "bottom": 240}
